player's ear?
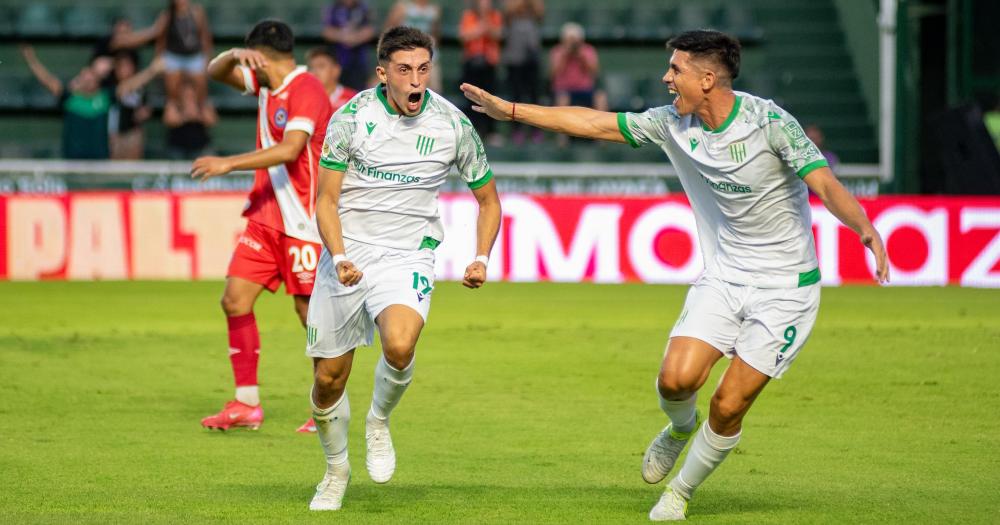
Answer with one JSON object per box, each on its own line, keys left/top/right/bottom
{"left": 375, "top": 64, "right": 387, "bottom": 84}
{"left": 701, "top": 68, "right": 716, "bottom": 92}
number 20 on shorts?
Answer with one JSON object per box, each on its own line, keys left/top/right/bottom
{"left": 289, "top": 245, "right": 318, "bottom": 273}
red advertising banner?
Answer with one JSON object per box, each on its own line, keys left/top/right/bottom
{"left": 2, "top": 192, "right": 998, "bottom": 287}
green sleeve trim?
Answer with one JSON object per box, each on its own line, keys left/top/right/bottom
{"left": 467, "top": 168, "right": 494, "bottom": 190}
{"left": 797, "top": 268, "right": 821, "bottom": 287}
{"left": 617, "top": 112, "right": 641, "bottom": 148}
{"left": 797, "top": 159, "right": 829, "bottom": 179}
{"left": 319, "top": 159, "right": 348, "bottom": 172}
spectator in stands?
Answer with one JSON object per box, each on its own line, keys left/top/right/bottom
{"left": 805, "top": 124, "right": 840, "bottom": 172}
{"left": 501, "top": 0, "right": 544, "bottom": 144}
{"left": 164, "top": 80, "right": 216, "bottom": 160}
{"left": 322, "top": 0, "right": 376, "bottom": 91}
{"left": 383, "top": 0, "right": 442, "bottom": 92}
{"left": 155, "top": 0, "right": 214, "bottom": 112}
{"left": 20, "top": 45, "right": 111, "bottom": 159}
{"left": 306, "top": 47, "right": 358, "bottom": 111}
{"left": 459, "top": 0, "right": 504, "bottom": 144}
{"left": 109, "top": 54, "right": 164, "bottom": 160}
{"left": 550, "top": 22, "right": 600, "bottom": 110}
{"left": 91, "top": 16, "right": 165, "bottom": 84}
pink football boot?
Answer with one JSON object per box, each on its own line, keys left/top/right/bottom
{"left": 296, "top": 418, "right": 317, "bottom": 433}
{"left": 201, "top": 400, "right": 263, "bottom": 431}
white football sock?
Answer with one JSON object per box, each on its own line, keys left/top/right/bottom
{"left": 669, "top": 422, "right": 741, "bottom": 500}
{"left": 312, "top": 389, "right": 350, "bottom": 468}
{"left": 659, "top": 391, "right": 698, "bottom": 434}
{"left": 369, "top": 355, "right": 414, "bottom": 421}
{"left": 235, "top": 385, "right": 260, "bottom": 406}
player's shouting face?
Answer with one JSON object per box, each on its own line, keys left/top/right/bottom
{"left": 376, "top": 48, "right": 432, "bottom": 116}
{"left": 663, "top": 50, "right": 714, "bottom": 116}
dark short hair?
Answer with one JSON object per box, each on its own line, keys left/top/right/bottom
{"left": 305, "top": 46, "right": 339, "bottom": 65}
{"left": 245, "top": 20, "right": 294, "bottom": 55}
{"left": 377, "top": 26, "right": 434, "bottom": 63}
{"left": 667, "top": 30, "right": 741, "bottom": 82}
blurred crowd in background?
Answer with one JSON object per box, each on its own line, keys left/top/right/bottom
{"left": 18, "top": 0, "right": 621, "bottom": 161}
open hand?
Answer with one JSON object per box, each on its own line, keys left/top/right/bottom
{"left": 862, "top": 228, "right": 890, "bottom": 284}
{"left": 232, "top": 48, "right": 268, "bottom": 70}
{"left": 460, "top": 83, "right": 513, "bottom": 122}
{"left": 190, "top": 156, "right": 233, "bottom": 180}
{"left": 336, "top": 260, "right": 363, "bottom": 287}
{"left": 462, "top": 261, "right": 487, "bottom": 289}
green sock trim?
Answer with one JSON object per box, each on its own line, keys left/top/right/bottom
{"left": 668, "top": 411, "right": 701, "bottom": 440}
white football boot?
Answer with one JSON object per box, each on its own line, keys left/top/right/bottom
{"left": 365, "top": 412, "right": 396, "bottom": 483}
{"left": 309, "top": 463, "right": 351, "bottom": 511}
{"left": 642, "top": 413, "right": 700, "bottom": 484}
{"left": 648, "top": 486, "right": 689, "bottom": 521}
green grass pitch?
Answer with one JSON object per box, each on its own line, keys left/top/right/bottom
{"left": 1, "top": 281, "right": 998, "bottom": 524}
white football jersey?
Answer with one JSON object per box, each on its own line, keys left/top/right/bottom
{"left": 619, "top": 92, "right": 828, "bottom": 288}
{"left": 319, "top": 86, "right": 493, "bottom": 250}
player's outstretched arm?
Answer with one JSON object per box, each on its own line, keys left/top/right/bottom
{"left": 464, "top": 178, "right": 501, "bottom": 289}
{"left": 316, "top": 166, "right": 362, "bottom": 286}
{"left": 206, "top": 48, "right": 268, "bottom": 92}
{"left": 190, "top": 130, "right": 310, "bottom": 180}
{"left": 804, "top": 167, "right": 889, "bottom": 283}
{"left": 460, "top": 83, "right": 626, "bottom": 143}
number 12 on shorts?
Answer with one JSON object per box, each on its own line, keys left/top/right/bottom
{"left": 411, "top": 272, "right": 433, "bottom": 295}
{"left": 776, "top": 326, "right": 797, "bottom": 366}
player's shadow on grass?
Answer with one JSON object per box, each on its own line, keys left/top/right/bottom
{"left": 224, "top": 481, "right": 656, "bottom": 516}
{"left": 691, "top": 486, "right": 799, "bottom": 516}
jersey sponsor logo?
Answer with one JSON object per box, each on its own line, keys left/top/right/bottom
{"left": 416, "top": 135, "right": 435, "bottom": 156}
{"left": 366, "top": 121, "right": 377, "bottom": 135}
{"left": 781, "top": 121, "right": 809, "bottom": 150}
{"left": 729, "top": 142, "right": 747, "bottom": 163}
{"left": 351, "top": 158, "right": 422, "bottom": 184}
{"left": 689, "top": 138, "right": 699, "bottom": 151}
{"left": 273, "top": 107, "right": 288, "bottom": 128}
{"left": 700, "top": 174, "right": 752, "bottom": 194}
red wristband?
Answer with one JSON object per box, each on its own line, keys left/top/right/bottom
{"left": 511, "top": 103, "right": 516, "bottom": 122}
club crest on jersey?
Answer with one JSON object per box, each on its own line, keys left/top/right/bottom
{"left": 416, "top": 135, "right": 436, "bottom": 156}
{"left": 273, "top": 108, "right": 288, "bottom": 128}
{"left": 729, "top": 142, "right": 747, "bottom": 163}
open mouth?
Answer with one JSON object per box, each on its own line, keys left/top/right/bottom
{"left": 668, "top": 87, "right": 679, "bottom": 106}
{"left": 406, "top": 91, "right": 423, "bottom": 111}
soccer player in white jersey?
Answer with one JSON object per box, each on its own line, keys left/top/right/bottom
{"left": 461, "top": 30, "right": 889, "bottom": 521}
{"left": 305, "top": 26, "right": 501, "bottom": 511}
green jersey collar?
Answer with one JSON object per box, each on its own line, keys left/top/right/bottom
{"left": 701, "top": 95, "right": 742, "bottom": 134}
{"left": 376, "top": 84, "right": 432, "bottom": 117}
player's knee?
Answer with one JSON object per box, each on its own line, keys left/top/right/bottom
{"left": 381, "top": 337, "right": 415, "bottom": 370}
{"left": 382, "top": 349, "right": 414, "bottom": 371}
{"left": 658, "top": 371, "right": 698, "bottom": 400}
{"left": 709, "top": 391, "right": 747, "bottom": 426}
{"left": 220, "top": 293, "right": 251, "bottom": 317}
{"left": 314, "top": 367, "right": 348, "bottom": 395}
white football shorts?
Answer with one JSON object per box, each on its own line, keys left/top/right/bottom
{"left": 306, "top": 239, "right": 435, "bottom": 359}
{"left": 669, "top": 275, "right": 821, "bottom": 378}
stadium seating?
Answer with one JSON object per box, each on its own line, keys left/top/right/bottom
{"left": 0, "top": 0, "right": 876, "bottom": 163}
